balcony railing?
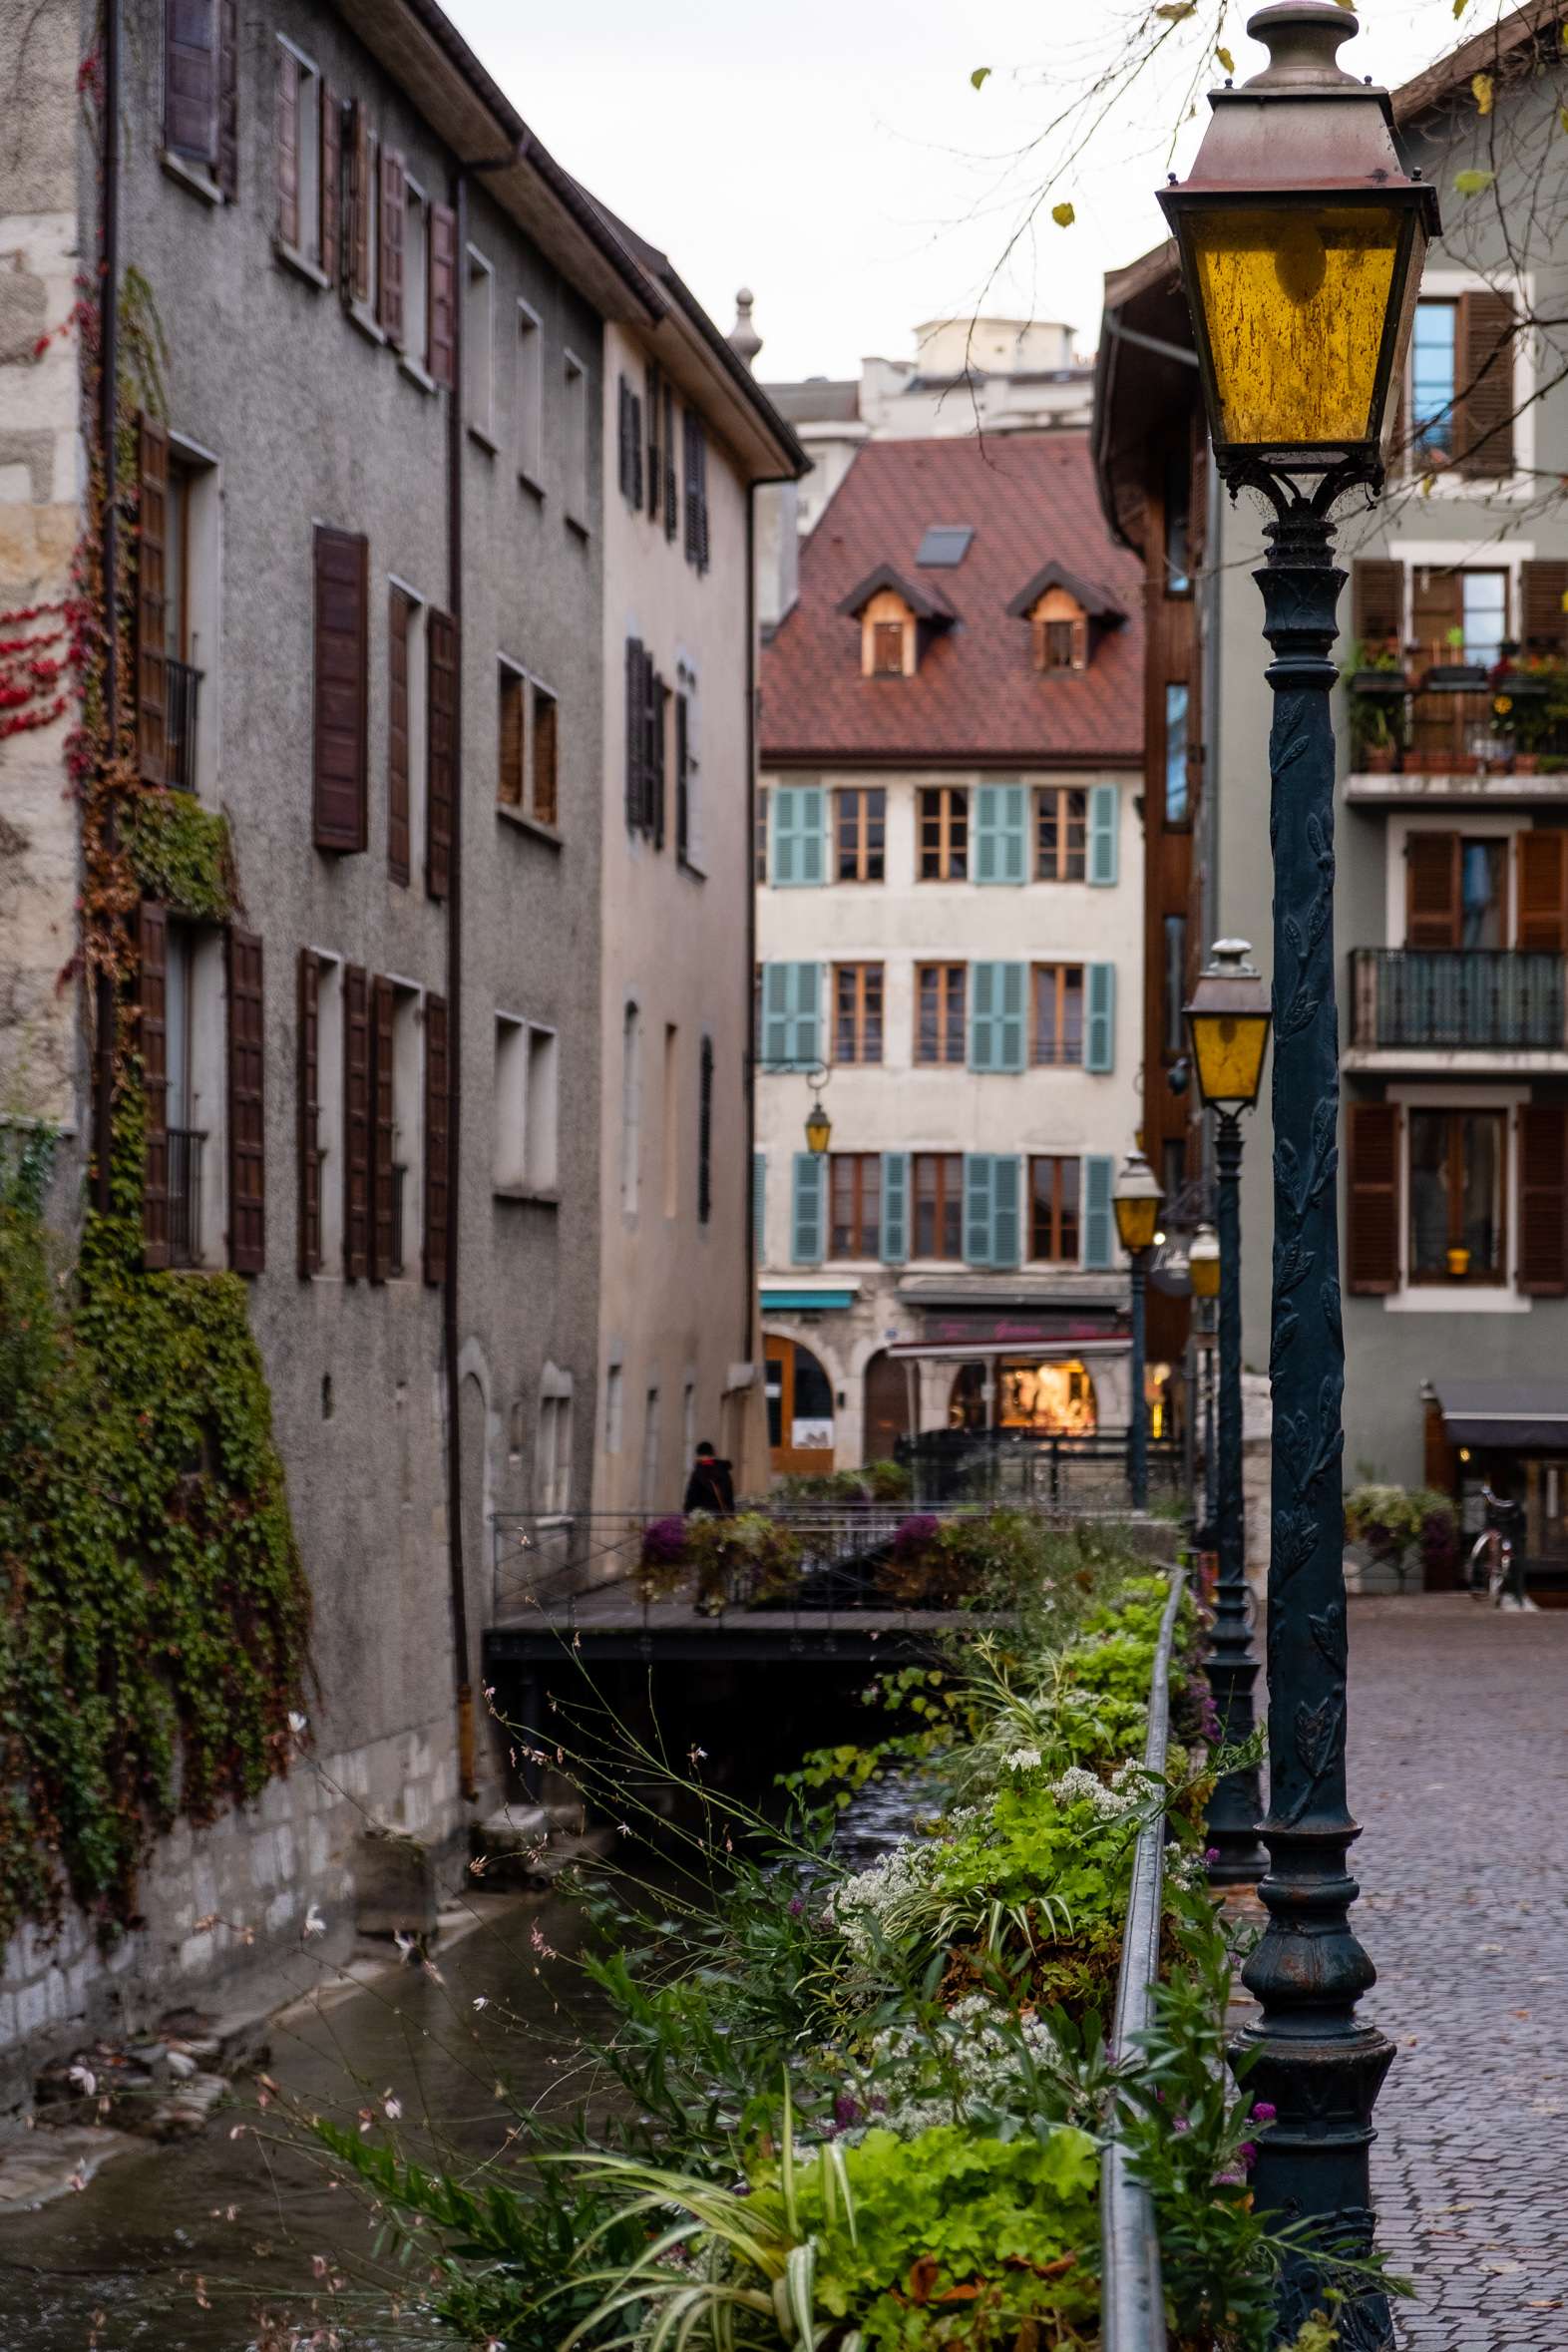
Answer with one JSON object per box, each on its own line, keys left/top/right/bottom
{"left": 168, "top": 1126, "right": 204, "bottom": 1266}
{"left": 1350, "top": 949, "right": 1567, "bottom": 1050}
{"left": 1350, "top": 676, "right": 1568, "bottom": 777}
{"left": 165, "top": 657, "right": 202, "bottom": 793}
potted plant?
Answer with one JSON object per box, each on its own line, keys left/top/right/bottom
{"left": 1423, "top": 622, "right": 1489, "bottom": 692}
{"left": 1347, "top": 679, "right": 1406, "bottom": 772}
{"left": 1344, "top": 634, "right": 1411, "bottom": 696}
{"left": 1445, "top": 1244, "right": 1471, "bottom": 1278}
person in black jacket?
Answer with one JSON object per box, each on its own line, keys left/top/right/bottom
{"left": 683, "top": 1441, "right": 735, "bottom": 1516}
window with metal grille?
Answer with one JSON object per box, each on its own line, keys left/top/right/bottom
{"left": 1029, "top": 1156, "right": 1080, "bottom": 1263}
{"left": 1031, "top": 965, "right": 1085, "bottom": 1066}
{"left": 1036, "top": 787, "right": 1087, "bottom": 881}
{"left": 913, "top": 1152, "right": 964, "bottom": 1259}
{"left": 835, "top": 787, "right": 886, "bottom": 882}
{"left": 915, "top": 964, "right": 967, "bottom": 1063}
{"left": 833, "top": 964, "right": 884, "bottom": 1064}
{"left": 918, "top": 787, "right": 968, "bottom": 880}
{"left": 829, "top": 1153, "right": 882, "bottom": 1259}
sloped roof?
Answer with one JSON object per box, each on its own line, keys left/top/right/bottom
{"left": 836, "top": 564, "right": 958, "bottom": 623}
{"left": 760, "top": 433, "right": 1144, "bottom": 768}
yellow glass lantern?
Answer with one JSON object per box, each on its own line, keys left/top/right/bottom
{"left": 1158, "top": 6, "right": 1437, "bottom": 475}
{"left": 805, "top": 1097, "right": 832, "bottom": 1156}
{"left": 1185, "top": 940, "right": 1273, "bottom": 1114}
{"left": 1189, "top": 1221, "right": 1221, "bottom": 1303}
{"left": 1112, "top": 1151, "right": 1164, "bottom": 1257}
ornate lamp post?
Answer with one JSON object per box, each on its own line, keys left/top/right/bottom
{"left": 1189, "top": 1219, "right": 1220, "bottom": 1551}
{"left": 1112, "top": 1151, "right": 1163, "bottom": 1512}
{"left": 1159, "top": 6, "right": 1435, "bottom": 2334}
{"left": 1186, "top": 942, "right": 1272, "bottom": 1889}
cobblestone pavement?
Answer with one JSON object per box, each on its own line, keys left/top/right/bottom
{"left": 1346, "top": 1595, "right": 1568, "bottom": 2351}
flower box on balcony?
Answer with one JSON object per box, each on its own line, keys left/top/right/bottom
{"left": 1422, "top": 662, "right": 1489, "bottom": 691}
{"left": 1350, "top": 669, "right": 1411, "bottom": 697}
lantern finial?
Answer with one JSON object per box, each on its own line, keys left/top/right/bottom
{"left": 1244, "top": 4, "right": 1362, "bottom": 94}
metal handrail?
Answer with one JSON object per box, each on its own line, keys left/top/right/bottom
{"left": 1100, "top": 1564, "right": 1185, "bottom": 2352}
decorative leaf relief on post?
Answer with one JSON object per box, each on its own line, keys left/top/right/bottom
{"left": 1272, "top": 1502, "right": 1317, "bottom": 1588}
{"left": 1287, "top": 1691, "right": 1346, "bottom": 1823}
{"left": 1309, "top": 1601, "right": 1348, "bottom": 1676}
{"left": 1323, "top": 1275, "right": 1342, "bottom": 1349}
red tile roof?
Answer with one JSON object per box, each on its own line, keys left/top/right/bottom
{"left": 761, "top": 432, "right": 1145, "bottom": 769}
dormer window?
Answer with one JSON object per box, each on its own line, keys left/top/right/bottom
{"left": 838, "top": 566, "right": 955, "bottom": 680}
{"left": 870, "top": 606, "right": 910, "bottom": 677}
{"left": 1008, "top": 562, "right": 1127, "bottom": 677}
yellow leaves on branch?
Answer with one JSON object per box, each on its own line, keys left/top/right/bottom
{"left": 1454, "top": 168, "right": 1496, "bottom": 196}
{"left": 970, "top": 66, "right": 991, "bottom": 90}
{"left": 1472, "top": 71, "right": 1494, "bottom": 116}
{"left": 1051, "top": 202, "right": 1076, "bottom": 228}
{"left": 1154, "top": 3, "right": 1196, "bottom": 19}
{"left": 1216, "top": 46, "right": 1235, "bottom": 73}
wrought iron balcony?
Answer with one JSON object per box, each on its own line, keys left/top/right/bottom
{"left": 165, "top": 657, "right": 202, "bottom": 793}
{"left": 168, "top": 1126, "right": 203, "bottom": 1266}
{"left": 1349, "top": 949, "right": 1567, "bottom": 1051}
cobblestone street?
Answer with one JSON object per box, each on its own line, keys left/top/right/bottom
{"left": 1349, "top": 1597, "right": 1568, "bottom": 2352}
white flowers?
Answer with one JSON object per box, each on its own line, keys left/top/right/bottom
{"left": 1001, "top": 1746, "right": 1042, "bottom": 1773}
{"left": 302, "top": 1903, "right": 326, "bottom": 1938}
{"left": 1049, "top": 1765, "right": 1137, "bottom": 1820}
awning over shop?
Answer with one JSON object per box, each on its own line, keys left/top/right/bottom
{"left": 1434, "top": 1379, "right": 1568, "bottom": 1451}
{"left": 760, "top": 1288, "right": 858, "bottom": 1312}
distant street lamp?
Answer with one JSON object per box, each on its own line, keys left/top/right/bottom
{"left": 1159, "top": 4, "right": 1436, "bottom": 2331}
{"left": 1186, "top": 942, "right": 1271, "bottom": 1889}
{"left": 1189, "top": 1219, "right": 1220, "bottom": 1550}
{"left": 1112, "top": 1151, "right": 1163, "bottom": 1512}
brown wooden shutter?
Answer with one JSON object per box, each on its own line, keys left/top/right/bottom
{"left": 214, "top": 0, "right": 237, "bottom": 197}
{"left": 624, "top": 637, "right": 641, "bottom": 827}
{"left": 1518, "top": 1102, "right": 1568, "bottom": 1296}
{"left": 320, "top": 81, "right": 341, "bottom": 277}
{"left": 227, "top": 926, "right": 265, "bottom": 1274}
{"left": 1352, "top": 559, "right": 1403, "bottom": 651}
{"left": 165, "top": 0, "right": 216, "bottom": 164}
{"left": 1410, "top": 562, "right": 1462, "bottom": 665}
{"left": 344, "top": 102, "right": 371, "bottom": 306}
{"left": 428, "top": 202, "right": 456, "bottom": 386}
{"left": 1517, "top": 832, "right": 1568, "bottom": 952}
{"left": 1454, "top": 291, "right": 1516, "bottom": 479}
{"left": 617, "top": 376, "right": 633, "bottom": 501}
{"left": 1347, "top": 1101, "right": 1401, "bottom": 1295}
{"left": 312, "top": 525, "right": 369, "bottom": 853}
{"left": 388, "top": 588, "right": 411, "bottom": 885}
{"left": 646, "top": 362, "right": 661, "bottom": 522}
{"left": 370, "top": 975, "right": 395, "bottom": 1282}
{"left": 275, "top": 40, "right": 300, "bottom": 246}
{"left": 662, "top": 382, "right": 677, "bottom": 542}
{"left": 651, "top": 675, "right": 666, "bottom": 849}
{"left": 427, "top": 607, "right": 457, "bottom": 899}
{"left": 378, "top": 148, "right": 406, "bottom": 346}
{"left": 1405, "top": 831, "right": 1461, "bottom": 948}
{"left": 297, "top": 948, "right": 321, "bottom": 1277}
{"left": 1520, "top": 561, "right": 1568, "bottom": 656}
{"left": 533, "top": 690, "right": 558, "bottom": 828}
{"left": 499, "top": 667, "right": 524, "bottom": 806}
{"left": 137, "top": 416, "right": 169, "bottom": 785}
{"left": 343, "top": 962, "right": 370, "bottom": 1280}
{"left": 423, "top": 992, "right": 450, "bottom": 1286}
{"left": 139, "top": 902, "right": 171, "bottom": 1271}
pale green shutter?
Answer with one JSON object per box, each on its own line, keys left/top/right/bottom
{"left": 997, "top": 964, "right": 1026, "bottom": 1070}
{"left": 792, "top": 1152, "right": 826, "bottom": 1264}
{"left": 792, "top": 962, "right": 822, "bottom": 1063}
{"left": 762, "top": 965, "right": 792, "bottom": 1063}
{"left": 772, "top": 787, "right": 825, "bottom": 887}
{"left": 1087, "top": 783, "right": 1119, "bottom": 887}
{"left": 970, "top": 962, "right": 996, "bottom": 1070}
{"left": 974, "top": 783, "right": 1026, "bottom": 884}
{"left": 1085, "top": 963, "right": 1116, "bottom": 1072}
{"left": 881, "top": 1150, "right": 910, "bottom": 1264}
{"left": 991, "top": 1156, "right": 1022, "bottom": 1269}
{"left": 752, "top": 1151, "right": 766, "bottom": 1257}
{"left": 797, "top": 786, "right": 825, "bottom": 885}
{"left": 964, "top": 1153, "right": 994, "bottom": 1265}
{"left": 1081, "top": 1154, "right": 1114, "bottom": 1267}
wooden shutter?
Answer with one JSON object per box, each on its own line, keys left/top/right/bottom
{"left": 697, "top": 1034, "right": 714, "bottom": 1225}
{"left": 631, "top": 391, "right": 644, "bottom": 509}
{"left": 137, "top": 415, "right": 169, "bottom": 786}
{"left": 533, "top": 690, "right": 558, "bottom": 827}
{"left": 275, "top": 41, "right": 300, "bottom": 246}
{"left": 428, "top": 202, "right": 456, "bottom": 386}
{"left": 1454, "top": 291, "right": 1516, "bottom": 479}
{"left": 370, "top": 974, "right": 395, "bottom": 1281}
{"left": 227, "top": 926, "right": 265, "bottom": 1274}
{"left": 964, "top": 1155, "right": 995, "bottom": 1266}
{"left": 165, "top": 0, "right": 216, "bottom": 164}
{"left": 1518, "top": 1102, "right": 1568, "bottom": 1296}
{"left": 1087, "top": 783, "right": 1118, "bottom": 887}
{"left": 423, "top": 992, "right": 450, "bottom": 1286}
{"left": 674, "top": 692, "right": 689, "bottom": 858}
{"left": 617, "top": 376, "right": 633, "bottom": 501}
{"left": 991, "top": 1156, "right": 1022, "bottom": 1271}
{"left": 1520, "top": 561, "right": 1568, "bottom": 656}
{"left": 1085, "top": 963, "right": 1116, "bottom": 1072}
{"left": 791, "top": 1153, "right": 825, "bottom": 1265}
{"left": 297, "top": 948, "right": 321, "bottom": 1277}
{"left": 320, "top": 81, "right": 340, "bottom": 278}
{"left": 1347, "top": 1101, "right": 1401, "bottom": 1295}
{"left": 139, "top": 902, "right": 171, "bottom": 1270}
{"left": 378, "top": 149, "right": 406, "bottom": 346}
{"left": 1081, "top": 1154, "right": 1114, "bottom": 1269}
{"left": 499, "top": 667, "right": 524, "bottom": 806}
{"left": 1517, "top": 832, "right": 1568, "bottom": 953}
{"left": 975, "top": 785, "right": 1025, "bottom": 885}
{"left": 1405, "top": 831, "right": 1461, "bottom": 948}
{"left": 426, "top": 607, "right": 457, "bottom": 899}
{"left": 624, "top": 637, "right": 643, "bottom": 828}
{"left": 970, "top": 964, "right": 1024, "bottom": 1072}
{"left": 752, "top": 1150, "right": 766, "bottom": 1257}
{"left": 662, "top": 382, "right": 677, "bottom": 541}
{"left": 344, "top": 102, "right": 371, "bottom": 306}
{"left": 646, "top": 363, "right": 661, "bottom": 522}
{"left": 880, "top": 1151, "right": 910, "bottom": 1266}
{"left": 1352, "top": 558, "right": 1403, "bottom": 650}
{"left": 312, "top": 526, "right": 369, "bottom": 852}
{"left": 342, "top": 963, "right": 370, "bottom": 1280}
{"left": 1410, "top": 563, "right": 1461, "bottom": 664}
{"left": 387, "top": 588, "right": 411, "bottom": 885}
{"left": 650, "top": 674, "right": 666, "bottom": 849}
{"left": 214, "top": 0, "right": 237, "bottom": 197}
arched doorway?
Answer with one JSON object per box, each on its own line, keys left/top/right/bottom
{"left": 765, "top": 1336, "right": 835, "bottom": 1476}
{"left": 863, "top": 1350, "right": 913, "bottom": 1461}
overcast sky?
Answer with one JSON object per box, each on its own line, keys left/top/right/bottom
{"left": 445, "top": 0, "right": 1480, "bottom": 383}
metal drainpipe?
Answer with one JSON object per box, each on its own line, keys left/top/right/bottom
{"left": 444, "top": 160, "right": 474, "bottom": 1803}
{"left": 743, "top": 492, "right": 758, "bottom": 1377}
{"left": 94, "top": 0, "right": 122, "bottom": 1215}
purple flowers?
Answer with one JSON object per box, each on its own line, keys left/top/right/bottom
{"left": 1172, "top": 2115, "right": 1190, "bottom": 2136}
{"left": 1238, "top": 2141, "right": 1259, "bottom": 2168}
{"left": 892, "top": 1513, "right": 942, "bottom": 1562}
{"left": 788, "top": 1894, "right": 805, "bottom": 1918}
{"left": 1251, "top": 2100, "right": 1277, "bottom": 2125}
{"left": 833, "top": 2093, "right": 861, "bottom": 2130}
{"left": 640, "top": 1514, "right": 688, "bottom": 1568}
{"left": 1204, "top": 1847, "right": 1220, "bottom": 1865}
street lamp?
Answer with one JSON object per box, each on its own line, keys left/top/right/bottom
{"left": 1159, "top": 6, "right": 1435, "bottom": 2331}
{"left": 1189, "top": 1219, "right": 1220, "bottom": 1552}
{"left": 804, "top": 1086, "right": 832, "bottom": 1158}
{"left": 1112, "top": 1150, "right": 1163, "bottom": 1512}
{"left": 1185, "top": 944, "right": 1271, "bottom": 1891}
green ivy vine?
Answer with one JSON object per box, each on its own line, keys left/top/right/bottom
{"left": 123, "top": 789, "right": 238, "bottom": 923}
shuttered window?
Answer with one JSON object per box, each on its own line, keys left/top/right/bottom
{"left": 378, "top": 148, "right": 406, "bottom": 346}
{"left": 1521, "top": 561, "right": 1568, "bottom": 657}
{"left": 770, "top": 785, "right": 825, "bottom": 885}
{"left": 973, "top": 784, "right": 1028, "bottom": 884}
{"left": 912, "top": 1153, "right": 963, "bottom": 1259}
{"left": 969, "top": 963, "right": 1026, "bottom": 1072}
{"left": 499, "top": 662, "right": 525, "bottom": 807}
{"left": 343, "top": 101, "right": 372, "bottom": 307}
{"left": 1030, "top": 964, "right": 1084, "bottom": 1067}
{"left": 880, "top": 1151, "right": 910, "bottom": 1265}
{"left": 832, "top": 964, "right": 884, "bottom": 1064}
{"left": 1086, "top": 782, "right": 1119, "bottom": 887}
{"left": 1347, "top": 1101, "right": 1401, "bottom": 1294}
{"left": 533, "top": 686, "right": 559, "bottom": 829}
{"left": 1454, "top": 290, "right": 1516, "bottom": 478}
{"left": 918, "top": 787, "right": 968, "bottom": 880}
{"left": 387, "top": 588, "right": 412, "bottom": 885}
{"left": 1029, "top": 1157, "right": 1080, "bottom": 1264}
{"left": 426, "top": 607, "right": 457, "bottom": 898}
{"left": 423, "top": 993, "right": 450, "bottom": 1285}
{"left": 662, "top": 381, "right": 677, "bottom": 542}
{"left": 1518, "top": 1103, "right": 1567, "bottom": 1296}
{"left": 624, "top": 639, "right": 666, "bottom": 838}
{"left": 617, "top": 375, "right": 645, "bottom": 508}
{"left": 297, "top": 948, "right": 321, "bottom": 1277}
{"left": 682, "top": 409, "right": 710, "bottom": 573}
{"left": 915, "top": 965, "right": 967, "bottom": 1065}
{"left": 342, "top": 963, "right": 370, "bottom": 1280}
{"left": 791, "top": 1152, "right": 826, "bottom": 1265}
{"left": 1405, "top": 832, "right": 1460, "bottom": 948}
{"left": 1517, "top": 832, "right": 1568, "bottom": 952}
{"left": 697, "top": 1035, "right": 714, "bottom": 1226}
{"left": 1036, "top": 787, "right": 1087, "bottom": 882}
{"left": 1085, "top": 963, "right": 1116, "bottom": 1072}
{"left": 760, "top": 964, "right": 822, "bottom": 1068}
{"left": 370, "top": 975, "right": 396, "bottom": 1281}
{"left": 1353, "top": 559, "right": 1404, "bottom": 651}
{"left": 320, "top": 80, "right": 340, "bottom": 276}
{"left": 829, "top": 1153, "right": 882, "bottom": 1259}
{"left": 428, "top": 203, "right": 457, "bottom": 386}
{"left": 226, "top": 928, "right": 265, "bottom": 1273}
{"left": 1080, "top": 1154, "right": 1114, "bottom": 1269}
{"left": 165, "top": 0, "right": 217, "bottom": 167}
{"left": 140, "top": 902, "right": 171, "bottom": 1270}
{"left": 137, "top": 416, "right": 169, "bottom": 785}
{"left": 964, "top": 1155, "right": 1021, "bottom": 1270}
{"left": 312, "top": 525, "right": 369, "bottom": 853}
{"left": 275, "top": 42, "right": 300, "bottom": 247}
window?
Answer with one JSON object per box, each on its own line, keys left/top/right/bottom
{"left": 1461, "top": 571, "right": 1508, "bottom": 668}
{"left": 1164, "top": 682, "right": 1190, "bottom": 825}
{"left": 162, "top": 444, "right": 216, "bottom": 796}
{"left": 829, "top": 1153, "right": 881, "bottom": 1259}
{"left": 516, "top": 301, "right": 544, "bottom": 487}
{"left": 617, "top": 374, "right": 645, "bottom": 508}
{"left": 661, "top": 1024, "right": 679, "bottom": 1219}
{"left": 915, "top": 964, "right": 967, "bottom": 1065}
{"left": 531, "top": 684, "right": 559, "bottom": 829}
{"left": 1164, "top": 447, "right": 1191, "bottom": 594}
{"left": 1030, "top": 591, "right": 1087, "bottom": 672}
{"left": 465, "top": 249, "right": 495, "bottom": 440}
{"left": 872, "top": 620, "right": 904, "bottom": 675}
{"left": 604, "top": 1364, "right": 623, "bottom": 1455}
{"left": 564, "top": 352, "right": 588, "bottom": 529}
{"left": 1163, "top": 915, "right": 1187, "bottom": 1058}
{"left": 403, "top": 180, "right": 429, "bottom": 368}
{"left": 833, "top": 964, "right": 884, "bottom": 1065}
{"left": 835, "top": 787, "right": 886, "bottom": 882}
{"left": 698, "top": 1035, "right": 714, "bottom": 1225}
{"left": 1408, "top": 1109, "right": 1505, "bottom": 1283}
{"left": 167, "top": 0, "right": 222, "bottom": 174}
{"left": 913, "top": 1152, "right": 964, "bottom": 1259}
{"left": 274, "top": 44, "right": 322, "bottom": 264}
{"left": 536, "top": 1376, "right": 573, "bottom": 1515}
{"left": 1036, "top": 787, "right": 1087, "bottom": 882}
{"left": 389, "top": 982, "right": 422, "bottom": 1274}
{"left": 1029, "top": 1157, "right": 1081, "bottom": 1263}
{"left": 498, "top": 661, "right": 525, "bottom": 807}
{"left": 918, "top": 787, "right": 968, "bottom": 881}
{"left": 682, "top": 408, "right": 709, "bottom": 572}
{"left": 1411, "top": 299, "right": 1456, "bottom": 462}
{"left": 640, "top": 1388, "right": 661, "bottom": 1508}
{"left": 494, "top": 1015, "right": 558, "bottom": 1193}
{"left": 1031, "top": 965, "right": 1085, "bottom": 1067}
{"left": 675, "top": 677, "right": 698, "bottom": 866}
{"left": 620, "top": 1001, "right": 641, "bottom": 1212}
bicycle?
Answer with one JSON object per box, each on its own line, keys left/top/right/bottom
{"left": 1466, "top": 1491, "right": 1533, "bottom": 1609}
